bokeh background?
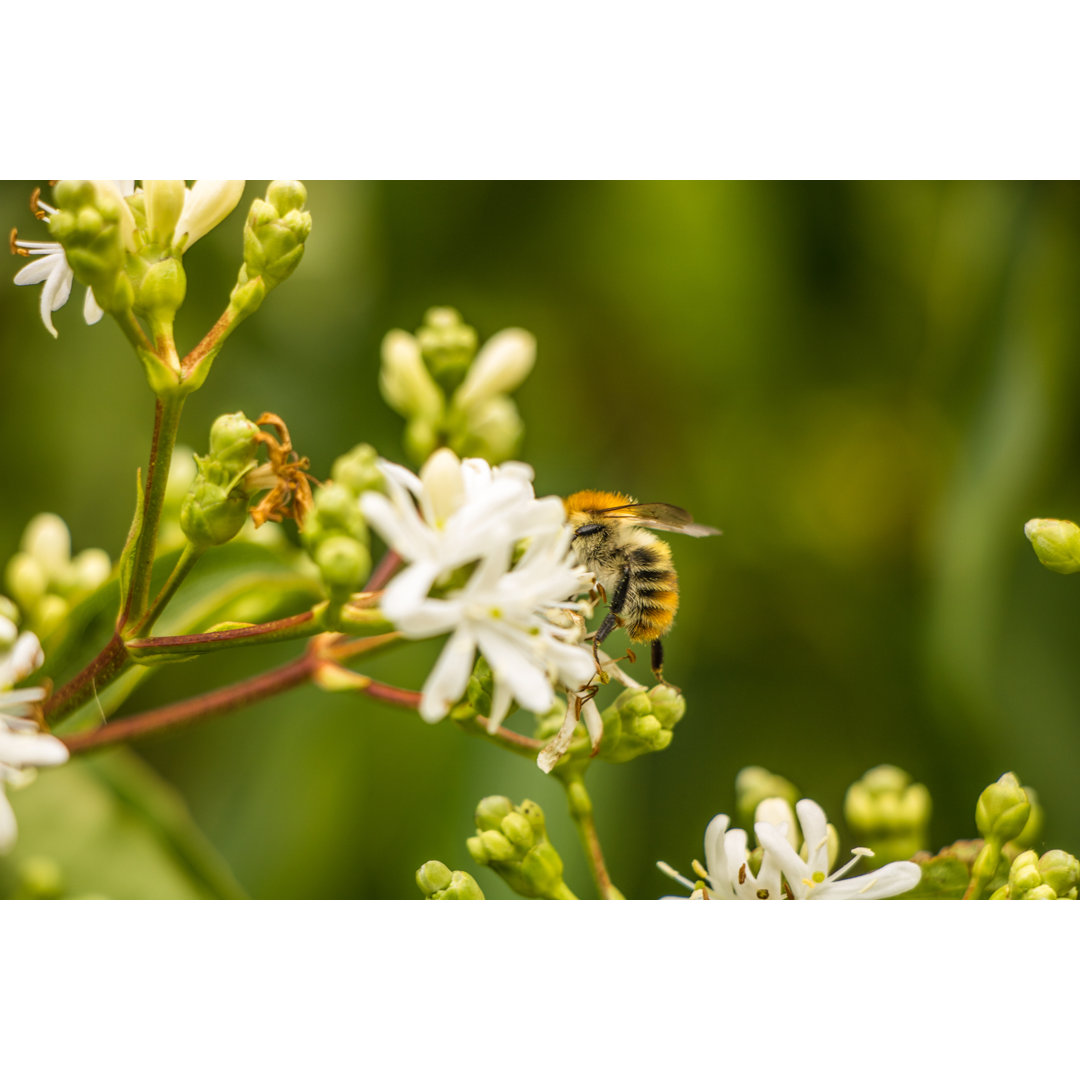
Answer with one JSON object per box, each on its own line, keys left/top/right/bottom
{"left": 3, "top": 180, "right": 1080, "bottom": 898}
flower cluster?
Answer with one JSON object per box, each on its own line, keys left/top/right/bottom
{"left": 12, "top": 180, "right": 244, "bottom": 338}
{"left": 1, "top": 615, "right": 68, "bottom": 853}
{"left": 660, "top": 796, "right": 921, "bottom": 900}
{"left": 361, "top": 448, "right": 596, "bottom": 731}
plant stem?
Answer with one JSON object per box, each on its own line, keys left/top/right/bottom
{"left": 60, "top": 652, "right": 319, "bottom": 754}
{"left": 128, "top": 608, "right": 325, "bottom": 661}
{"left": 561, "top": 772, "right": 624, "bottom": 900}
{"left": 42, "top": 633, "right": 129, "bottom": 724}
{"left": 122, "top": 392, "right": 185, "bottom": 631}
{"left": 132, "top": 542, "right": 204, "bottom": 636}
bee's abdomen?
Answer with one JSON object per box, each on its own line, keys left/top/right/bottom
{"left": 625, "top": 543, "right": 678, "bottom": 642}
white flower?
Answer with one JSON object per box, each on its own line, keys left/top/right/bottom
{"left": 659, "top": 797, "right": 921, "bottom": 900}
{"left": 362, "top": 450, "right": 596, "bottom": 729}
{"left": 361, "top": 448, "right": 568, "bottom": 608}
{"left": 0, "top": 615, "right": 68, "bottom": 854}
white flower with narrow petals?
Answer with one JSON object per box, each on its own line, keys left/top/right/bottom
{"left": 361, "top": 450, "right": 596, "bottom": 728}
{"left": 659, "top": 796, "right": 921, "bottom": 900}
{"left": 392, "top": 527, "right": 595, "bottom": 729}
{"left": 361, "top": 448, "right": 569, "bottom": 608}
{"left": 0, "top": 615, "right": 69, "bottom": 854}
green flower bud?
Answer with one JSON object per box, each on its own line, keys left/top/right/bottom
{"left": 501, "top": 811, "right": 534, "bottom": 850}
{"left": 735, "top": 766, "right": 800, "bottom": 827}
{"left": 475, "top": 829, "right": 517, "bottom": 863}
{"left": 331, "top": 444, "right": 384, "bottom": 496}
{"left": 266, "top": 179, "right": 308, "bottom": 217}
{"left": 229, "top": 273, "right": 268, "bottom": 319}
{"left": 416, "top": 307, "right": 477, "bottom": 393}
{"left": 648, "top": 684, "right": 686, "bottom": 729}
{"left": 416, "top": 862, "right": 485, "bottom": 901}
{"left": 451, "top": 396, "right": 523, "bottom": 465}
{"left": 380, "top": 331, "right": 444, "bottom": 422}
{"left": 1039, "top": 850, "right": 1080, "bottom": 898}
{"left": 843, "top": 765, "right": 932, "bottom": 864}
{"left": 209, "top": 412, "right": 260, "bottom": 472}
{"left": 1007, "top": 850, "right": 1043, "bottom": 898}
{"left": 241, "top": 181, "right": 311, "bottom": 290}
{"left": 22, "top": 513, "right": 71, "bottom": 578}
{"left": 5, "top": 552, "right": 47, "bottom": 609}
{"left": 596, "top": 686, "right": 677, "bottom": 763}
{"left": 49, "top": 180, "right": 134, "bottom": 311}
{"left": 416, "top": 859, "right": 452, "bottom": 895}
{"left": 474, "top": 794, "right": 514, "bottom": 832}
{"left": 180, "top": 478, "right": 249, "bottom": 548}
{"left": 468, "top": 795, "right": 573, "bottom": 898}
{"left": 1023, "top": 884, "right": 1058, "bottom": 900}
{"left": 1013, "top": 787, "right": 1044, "bottom": 848}
{"left": 976, "top": 772, "right": 1031, "bottom": 845}
{"left": 133, "top": 256, "right": 186, "bottom": 323}
{"left": 69, "top": 548, "right": 112, "bottom": 593}
{"left": 308, "top": 484, "right": 366, "bottom": 542}
{"left": 1024, "top": 518, "right": 1080, "bottom": 574}
{"left": 404, "top": 418, "right": 439, "bottom": 465}
{"left": 144, "top": 180, "right": 187, "bottom": 247}
{"left": 0, "top": 596, "right": 19, "bottom": 624}
{"left": 314, "top": 535, "right": 370, "bottom": 596}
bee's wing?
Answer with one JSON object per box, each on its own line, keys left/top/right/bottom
{"left": 599, "top": 502, "right": 721, "bottom": 537}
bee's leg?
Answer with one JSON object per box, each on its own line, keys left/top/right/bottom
{"left": 651, "top": 639, "right": 681, "bottom": 691}
{"left": 592, "top": 569, "right": 631, "bottom": 673}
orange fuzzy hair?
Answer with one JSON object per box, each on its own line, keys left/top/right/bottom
{"left": 563, "top": 490, "right": 636, "bottom": 515}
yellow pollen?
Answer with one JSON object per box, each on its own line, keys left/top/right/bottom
{"left": 802, "top": 878, "right": 816, "bottom": 890}
{"left": 9, "top": 227, "right": 28, "bottom": 257}
{"left": 30, "top": 187, "right": 47, "bottom": 220}
{"left": 691, "top": 858, "right": 708, "bottom": 879}
{"left": 489, "top": 607, "right": 502, "bottom": 619}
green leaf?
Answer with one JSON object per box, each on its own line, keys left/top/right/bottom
{"left": 905, "top": 845, "right": 976, "bottom": 899}
{"left": 117, "top": 467, "right": 146, "bottom": 619}
{"left": 1, "top": 749, "right": 245, "bottom": 899}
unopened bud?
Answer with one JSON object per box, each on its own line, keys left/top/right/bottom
{"left": 1039, "top": 850, "right": 1080, "bottom": 898}
{"left": 241, "top": 181, "right": 311, "bottom": 290}
{"left": 173, "top": 180, "right": 245, "bottom": 254}
{"left": 416, "top": 861, "right": 485, "bottom": 900}
{"left": 416, "top": 307, "right": 477, "bottom": 393}
{"left": 144, "top": 180, "right": 186, "bottom": 247}
{"left": 454, "top": 329, "right": 536, "bottom": 409}
{"left": 474, "top": 794, "right": 513, "bottom": 832}
{"left": 314, "top": 535, "right": 370, "bottom": 596}
{"left": 501, "top": 811, "right": 534, "bottom": 850}
{"left": 22, "top": 514, "right": 71, "bottom": 579}
{"left": 331, "top": 444, "right": 384, "bottom": 496}
{"left": 209, "top": 412, "right": 260, "bottom": 472}
{"left": 380, "top": 331, "right": 444, "bottom": 422}
{"left": 180, "top": 478, "right": 249, "bottom": 548}
{"left": 453, "top": 395, "right": 523, "bottom": 464}
{"left": 976, "top": 772, "right": 1031, "bottom": 845}
{"left": 134, "top": 256, "right": 186, "bottom": 323}
{"left": 1024, "top": 518, "right": 1080, "bottom": 574}
{"left": 5, "top": 553, "right": 47, "bottom": 609}
{"left": 69, "top": 548, "right": 112, "bottom": 592}
{"left": 735, "top": 766, "right": 800, "bottom": 826}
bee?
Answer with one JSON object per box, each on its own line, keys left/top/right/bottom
{"left": 564, "top": 490, "right": 719, "bottom": 683}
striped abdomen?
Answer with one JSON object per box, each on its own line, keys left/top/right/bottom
{"left": 625, "top": 539, "right": 679, "bottom": 642}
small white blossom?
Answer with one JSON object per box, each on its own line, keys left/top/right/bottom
{"left": 0, "top": 616, "right": 68, "bottom": 854}
{"left": 659, "top": 797, "right": 921, "bottom": 900}
{"left": 361, "top": 448, "right": 568, "bottom": 607}
{"left": 362, "top": 450, "right": 596, "bottom": 729}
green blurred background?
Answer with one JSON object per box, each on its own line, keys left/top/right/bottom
{"left": 4, "top": 180, "right": 1080, "bottom": 898}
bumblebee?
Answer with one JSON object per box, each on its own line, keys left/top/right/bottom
{"left": 564, "top": 490, "right": 719, "bottom": 682}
